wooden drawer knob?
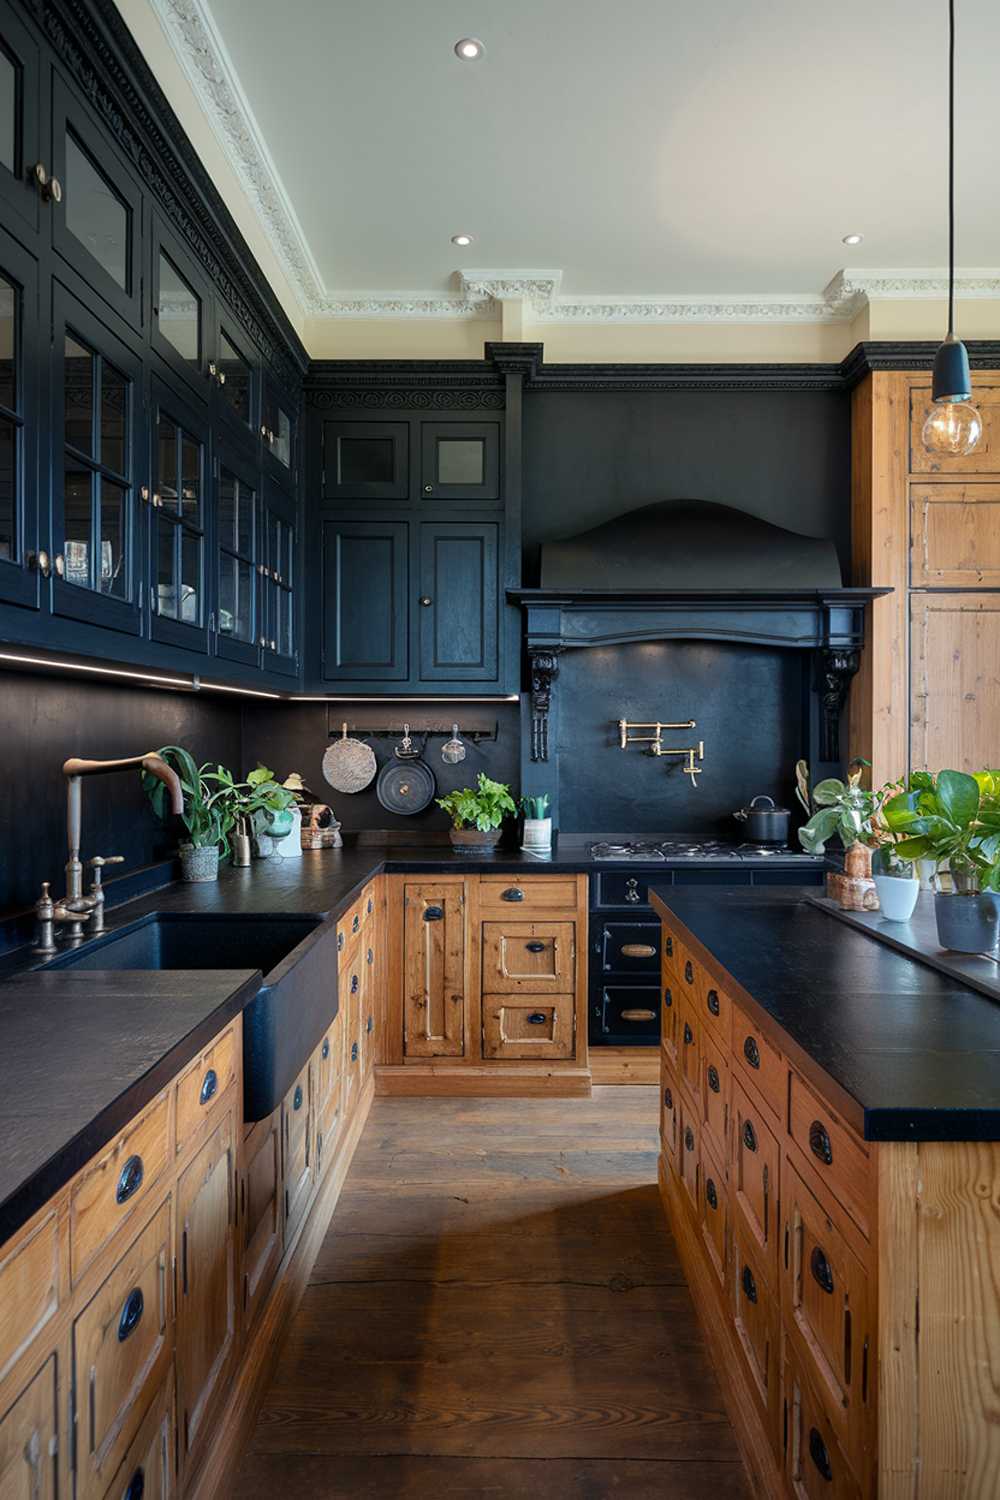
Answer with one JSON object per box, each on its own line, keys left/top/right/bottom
{"left": 621, "top": 943, "right": 656, "bottom": 958}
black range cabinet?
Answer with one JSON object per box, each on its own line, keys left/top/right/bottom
{"left": 589, "top": 865, "right": 825, "bottom": 1048}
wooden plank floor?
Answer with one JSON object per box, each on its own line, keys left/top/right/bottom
{"left": 234, "top": 1087, "right": 751, "bottom": 1499}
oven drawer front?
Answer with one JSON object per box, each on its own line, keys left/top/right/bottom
{"left": 592, "top": 872, "right": 656, "bottom": 909}
{"left": 591, "top": 983, "right": 661, "bottom": 1045}
{"left": 596, "top": 920, "right": 661, "bottom": 974}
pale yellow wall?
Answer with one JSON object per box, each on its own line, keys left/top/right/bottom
{"left": 113, "top": 0, "right": 305, "bottom": 340}
{"left": 866, "top": 298, "right": 1000, "bottom": 340}
{"left": 527, "top": 320, "right": 851, "bottom": 364}
{"left": 304, "top": 318, "right": 502, "bottom": 360}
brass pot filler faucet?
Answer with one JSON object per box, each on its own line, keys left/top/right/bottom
{"left": 617, "top": 719, "right": 705, "bottom": 785}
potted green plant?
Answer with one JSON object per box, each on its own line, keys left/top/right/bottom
{"left": 205, "top": 764, "right": 298, "bottom": 864}
{"left": 796, "top": 760, "right": 879, "bottom": 908}
{"left": 437, "top": 774, "right": 517, "bottom": 853}
{"left": 520, "top": 793, "right": 552, "bottom": 852}
{"left": 141, "top": 745, "right": 236, "bottom": 882}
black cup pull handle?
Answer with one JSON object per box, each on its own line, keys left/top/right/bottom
{"left": 199, "top": 1068, "right": 218, "bottom": 1106}
{"left": 706, "top": 989, "right": 720, "bottom": 1016}
{"left": 367, "top": 1015, "right": 374, "bottom": 1033}
{"left": 742, "top": 1119, "right": 757, "bottom": 1153}
{"left": 664, "top": 936, "right": 674, "bottom": 957}
{"left": 321, "top": 1037, "right": 330, "bottom": 1060}
{"left": 707, "top": 1064, "right": 721, "bottom": 1094}
{"left": 741, "top": 1264, "right": 758, "bottom": 1304}
{"left": 663, "top": 1086, "right": 673, "bottom": 1110}
{"left": 501, "top": 887, "right": 524, "bottom": 902}
{"left": 743, "top": 1035, "right": 761, "bottom": 1069}
{"left": 351, "top": 974, "right": 360, "bottom": 994}
{"left": 293, "top": 1084, "right": 303, "bottom": 1111}
{"left": 808, "top": 1427, "right": 833, "bottom": 1482}
{"left": 683, "top": 1023, "right": 693, "bottom": 1045}
{"left": 117, "top": 1286, "right": 144, "bottom": 1342}
{"left": 811, "top": 1246, "right": 835, "bottom": 1295}
{"left": 684, "top": 960, "right": 694, "bottom": 984}
{"left": 706, "top": 1179, "right": 718, "bottom": 1211}
{"left": 116, "top": 1154, "right": 144, "bottom": 1205}
{"left": 423, "top": 905, "right": 444, "bottom": 921}
{"left": 663, "top": 987, "right": 673, "bottom": 1009}
{"left": 527, "top": 1012, "right": 547, "bottom": 1024}
{"left": 809, "top": 1120, "right": 834, "bottom": 1166}
{"left": 351, "top": 1041, "right": 359, "bottom": 1062}
{"left": 525, "top": 941, "right": 546, "bottom": 953}
{"left": 684, "top": 1126, "right": 695, "bottom": 1152}
{"left": 124, "top": 1467, "right": 145, "bottom": 1500}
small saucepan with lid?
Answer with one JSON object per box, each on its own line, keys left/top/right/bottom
{"left": 733, "top": 794, "right": 791, "bottom": 846}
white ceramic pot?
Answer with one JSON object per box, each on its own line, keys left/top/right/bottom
{"left": 521, "top": 816, "right": 552, "bottom": 852}
{"left": 873, "top": 874, "right": 920, "bottom": 923}
{"left": 278, "top": 805, "right": 303, "bottom": 859}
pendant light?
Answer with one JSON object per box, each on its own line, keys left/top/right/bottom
{"left": 922, "top": 0, "right": 982, "bottom": 456}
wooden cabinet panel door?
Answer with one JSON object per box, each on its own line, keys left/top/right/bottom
{"left": 418, "top": 522, "right": 498, "bottom": 682}
{"left": 732, "top": 1079, "right": 780, "bottom": 1281}
{"left": 403, "top": 883, "right": 466, "bottom": 1058}
{"left": 241, "top": 1111, "right": 282, "bottom": 1335}
{"left": 282, "top": 1062, "right": 313, "bottom": 1244}
{"left": 0, "top": 1357, "right": 57, "bottom": 1500}
{"left": 322, "top": 519, "right": 408, "bottom": 682}
{"left": 176, "top": 1108, "right": 237, "bottom": 1471}
{"left": 910, "top": 483, "right": 1000, "bottom": 586}
{"left": 911, "top": 593, "right": 1000, "bottom": 772}
{"left": 909, "top": 384, "right": 1000, "bottom": 473}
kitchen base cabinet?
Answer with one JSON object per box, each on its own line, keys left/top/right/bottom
{"left": 101, "top": 1370, "right": 174, "bottom": 1500}
{"left": 240, "top": 1113, "right": 282, "bottom": 1337}
{"left": 0, "top": 1357, "right": 57, "bottom": 1499}
{"left": 402, "top": 881, "right": 468, "bottom": 1059}
{"left": 281, "top": 1063, "right": 312, "bottom": 1247}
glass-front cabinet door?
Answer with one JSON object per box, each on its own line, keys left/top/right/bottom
{"left": 149, "top": 376, "right": 209, "bottom": 656}
{"left": 420, "top": 421, "right": 500, "bottom": 502}
{"left": 50, "top": 286, "right": 142, "bottom": 634}
{"left": 260, "top": 480, "right": 296, "bottom": 675}
{"left": 214, "top": 441, "right": 258, "bottom": 668}
{"left": 0, "top": 2, "right": 42, "bottom": 240}
{"left": 261, "top": 378, "right": 295, "bottom": 481}
{"left": 151, "top": 219, "right": 213, "bottom": 398}
{"left": 0, "top": 227, "right": 39, "bottom": 610}
{"left": 214, "top": 321, "right": 257, "bottom": 445}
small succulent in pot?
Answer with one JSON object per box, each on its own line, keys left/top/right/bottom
{"left": 437, "top": 774, "right": 517, "bottom": 853}
{"left": 520, "top": 793, "right": 552, "bottom": 852}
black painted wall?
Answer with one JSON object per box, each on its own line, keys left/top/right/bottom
{"left": 0, "top": 672, "right": 241, "bottom": 918}
{"left": 522, "top": 389, "right": 851, "bottom": 584}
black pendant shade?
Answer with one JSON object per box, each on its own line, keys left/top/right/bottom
{"left": 931, "top": 334, "right": 972, "bottom": 402}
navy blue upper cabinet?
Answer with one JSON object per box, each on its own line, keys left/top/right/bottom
{"left": 321, "top": 419, "right": 408, "bottom": 501}
{"left": 0, "top": 5, "right": 42, "bottom": 242}
{"left": 213, "top": 436, "right": 259, "bottom": 670}
{"left": 0, "top": 225, "right": 40, "bottom": 611}
{"left": 420, "top": 421, "right": 499, "bottom": 502}
{"left": 214, "top": 318, "right": 259, "bottom": 448}
{"left": 262, "top": 376, "right": 296, "bottom": 482}
{"left": 260, "top": 477, "right": 297, "bottom": 675}
{"left": 148, "top": 375, "right": 210, "bottom": 658}
{"left": 418, "top": 522, "right": 499, "bottom": 681}
{"left": 150, "top": 218, "right": 214, "bottom": 399}
{"left": 322, "top": 518, "right": 408, "bottom": 683}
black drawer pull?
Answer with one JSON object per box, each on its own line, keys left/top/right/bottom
{"left": 809, "top": 1120, "right": 834, "bottom": 1166}
{"left": 706, "top": 989, "right": 720, "bottom": 1016}
{"left": 367, "top": 1014, "right": 374, "bottom": 1033}
{"left": 664, "top": 936, "right": 674, "bottom": 957}
{"left": 367, "top": 946, "right": 374, "bottom": 964}
{"left": 337, "top": 931, "right": 344, "bottom": 952}
{"left": 124, "top": 1468, "right": 145, "bottom": 1500}
{"left": 663, "top": 987, "right": 673, "bottom": 1008}
{"left": 808, "top": 1427, "right": 833, "bottom": 1482}
{"left": 621, "top": 943, "right": 656, "bottom": 958}
{"left": 741, "top": 1264, "right": 758, "bottom": 1304}
{"left": 321, "top": 1037, "right": 330, "bottom": 1060}
{"left": 527, "top": 1012, "right": 547, "bottom": 1024}
{"left": 684, "top": 960, "right": 694, "bottom": 984}
{"left": 811, "top": 1246, "right": 835, "bottom": 1295}
{"left": 743, "top": 1035, "right": 760, "bottom": 1069}
{"left": 199, "top": 1068, "right": 218, "bottom": 1106}
{"left": 684, "top": 1126, "right": 695, "bottom": 1152}
{"left": 742, "top": 1119, "right": 757, "bottom": 1153}
{"left": 683, "top": 1023, "right": 693, "bottom": 1046}
{"left": 501, "top": 887, "right": 524, "bottom": 902}
{"left": 117, "top": 1286, "right": 144, "bottom": 1342}
{"left": 707, "top": 1064, "right": 721, "bottom": 1094}
{"left": 706, "top": 1179, "right": 718, "bottom": 1211}
{"left": 352, "top": 913, "right": 360, "bottom": 932}
{"left": 367, "top": 896, "right": 374, "bottom": 915}
{"left": 351, "top": 1041, "right": 359, "bottom": 1062}
{"left": 664, "top": 1087, "right": 673, "bottom": 1110}
{"left": 525, "top": 941, "right": 546, "bottom": 953}
{"left": 423, "top": 905, "right": 444, "bottom": 921}
{"left": 351, "top": 974, "right": 360, "bottom": 994}
{"left": 293, "top": 1084, "right": 303, "bottom": 1111}
{"left": 116, "top": 1154, "right": 144, "bottom": 1205}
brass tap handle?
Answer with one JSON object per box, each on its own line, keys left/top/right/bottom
{"left": 87, "top": 855, "right": 125, "bottom": 871}
{"left": 35, "top": 883, "right": 57, "bottom": 955}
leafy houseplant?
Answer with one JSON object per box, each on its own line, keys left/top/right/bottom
{"left": 520, "top": 793, "right": 552, "bottom": 852}
{"left": 141, "top": 745, "right": 237, "bottom": 883}
{"left": 437, "top": 774, "right": 517, "bottom": 853}
{"left": 205, "top": 764, "right": 298, "bottom": 863}
{"left": 797, "top": 761, "right": 878, "bottom": 857}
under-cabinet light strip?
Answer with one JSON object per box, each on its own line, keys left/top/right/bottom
{"left": 296, "top": 694, "right": 521, "bottom": 703}
{"left": 0, "top": 651, "right": 191, "bottom": 689}
{"left": 191, "top": 677, "right": 283, "bottom": 700}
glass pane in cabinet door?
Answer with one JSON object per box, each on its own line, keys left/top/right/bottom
{"left": 219, "top": 332, "right": 250, "bottom": 425}
{"left": 218, "top": 553, "right": 235, "bottom": 636}
{"left": 0, "top": 416, "right": 13, "bottom": 560}
{"left": 158, "top": 252, "right": 199, "bottom": 363}
{"left": 436, "top": 437, "right": 484, "bottom": 486}
{"left": 156, "top": 515, "right": 177, "bottom": 617}
{"left": 272, "top": 406, "right": 291, "bottom": 467}
{"left": 0, "top": 276, "right": 14, "bottom": 412}
{"left": 236, "top": 480, "right": 253, "bottom": 556}
{"left": 100, "top": 361, "right": 127, "bottom": 475}
{"left": 276, "top": 589, "right": 292, "bottom": 656}
{"left": 158, "top": 418, "right": 178, "bottom": 510}
{"left": 0, "top": 48, "right": 15, "bottom": 175}
{"left": 340, "top": 436, "right": 393, "bottom": 485}
{"left": 64, "top": 133, "right": 129, "bottom": 290}
{"left": 235, "top": 559, "right": 253, "bottom": 640}
{"left": 180, "top": 528, "right": 200, "bottom": 624}
{"left": 64, "top": 336, "right": 93, "bottom": 455}
{"left": 180, "top": 435, "right": 200, "bottom": 521}
{"left": 99, "top": 478, "right": 125, "bottom": 597}
{"left": 63, "top": 467, "right": 92, "bottom": 587}
{"left": 218, "top": 470, "right": 237, "bottom": 551}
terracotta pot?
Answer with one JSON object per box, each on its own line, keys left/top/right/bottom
{"left": 449, "top": 827, "right": 502, "bottom": 854}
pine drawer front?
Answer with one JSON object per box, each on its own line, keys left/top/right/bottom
{"left": 678, "top": 991, "right": 702, "bottom": 1107}
{"left": 482, "top": 922, "right": 575, "bottom": 993}
{"left": 336, "top": 895, "right": 365, "bottom": 959}
{"left": 731, "top": 1221, "right": 781, "bottom": 1457}
{"left": 700, "top": 1029, "right": 730, "bottom": 1168}
{"left": 70, "top": 1094, "right": 171, "bottom": 1286}
{"left": 788, "top": 1073, "right": 872, "bottom": 1240}
{"left": 175, "top": 1025, "right": 238, "bottom": 1157}
{"left": 282, "top": 1062, "right": 312, "bottom": 1240}
{"left": 479, "top": 876, "right": 579, "bottom": 913}
{"left": 72, "top": 1197, "right": 172, "bottom": 1500}
{"left": 700, "top": 1140, "right": 729, "bottom": 1289}
{"left": 101, "top": 1368, "right": 174, "bottom": 1500}
{"left": 0, "top": 1207, "right": 61, "bottom": 1386}
{"left": 784, "top": 1341, "right": 864, "bottom": 1500}
{"left": 679, "top": 1097, "right": 700, "bottom": 1213}
{"left": 733, "top": 1007, "right": 787, "bottom": 1127}
{"left": 783, "top": 1160, "right": 872, "bottom": 1477}
{"left": 314, "top": 1016, "right": 343, "bottom": 1167}
{"left": 660, "top": 1070, "right": 679, "bottom": 1160}
{"left": 482, "top": 996, "right": 574, "bottom": 1060}
{"left": 697, "top": 970, "right": 732, "bottom": 1049}
{"left": 660, "top": 977, "right": 679, "bottom": 1066}
{"left": 0, "top": 1356, "right": 58, "bottom": 1500}
{"left": 732, "top": 1078, "right": 781, "bottom": 1282}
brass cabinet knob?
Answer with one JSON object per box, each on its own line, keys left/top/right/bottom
{"left": 419, "top": 596, "right": 433, "bottom": 606}
{"left": 53, "top": 554, "right": 65, "bottom": 578}
{"left": 33, "top": 162, "right": 62, "bottom": 202}
{"left": 29, "top": 550, "right": 52, "bottom": 577}
{"left": 423, "top": 484, "right": 434, "bottom": 493}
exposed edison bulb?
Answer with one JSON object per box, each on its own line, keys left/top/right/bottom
{"left": 921, "top": 400, "right": 983, "bottom": 457}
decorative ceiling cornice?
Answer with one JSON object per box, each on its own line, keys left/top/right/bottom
{"left": 824, "top": 268, "right": 1000, "bottom": 318}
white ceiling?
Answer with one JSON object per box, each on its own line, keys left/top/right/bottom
{"left": 153, "top": 0, "right": 1000, "bottom": 315}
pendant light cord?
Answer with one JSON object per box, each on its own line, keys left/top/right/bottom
{"left": 948, "top": 0, "right": 956, "bottom": 338}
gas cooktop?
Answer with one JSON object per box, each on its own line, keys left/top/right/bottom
{"left": 589, "top": 838, "right": 820, "bottom": 862}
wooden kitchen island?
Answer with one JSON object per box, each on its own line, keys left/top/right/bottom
{"left": 651, "top": 884, "right": 1000, "bottom": 1500}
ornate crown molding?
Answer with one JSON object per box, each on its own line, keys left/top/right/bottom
{"left": 824, "top": 267, "right": 1000, "bottom": 317}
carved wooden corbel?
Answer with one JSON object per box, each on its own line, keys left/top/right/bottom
{"left": 529, "top": 650, "right": 561, "bottom": 762}
{"left": 816, "top": 648, "right": 860, "bottom": 761}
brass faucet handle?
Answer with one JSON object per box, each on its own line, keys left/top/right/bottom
{"left": 35, "top": 881, "right": 55, "bottom": 916}
{"left": 87, "top": 855, "right": 125, "bottom": 869}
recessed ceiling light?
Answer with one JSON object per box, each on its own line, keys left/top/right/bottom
{"left": 454, "top": 37, "right": 485, "bottom": 60}
{"left": 842, "top": 233, "right": 864, "bottom": 246}
{"left": 451, "top": 233, "right": 474, "bottom": 247}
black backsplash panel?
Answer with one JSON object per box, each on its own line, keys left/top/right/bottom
{"left": 556, "top": 640, "right": 804, "bottom": 836}
{"left": 522, "top": 389, "right": 850, "bottom": 584}
{"left": 0, "top": 672, "right": 241, "bottom": 918}
{"left": 241, "top": 701, "right": 521, "bottom": 835}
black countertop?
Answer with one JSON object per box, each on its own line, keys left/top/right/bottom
{"left": 649, "top": 886, "right": 1000, "bottom": 1143}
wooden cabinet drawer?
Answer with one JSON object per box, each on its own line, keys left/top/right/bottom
{"left": 336, "top": 894, "right": 365, "bottom": 957}
{"left": 697, "top": 970, "right": 732, "bottom": 1048}
{"left": 70, "top": 1093, "right": 170, "bottom": 1285}
{"left": 699, "top": 1141, "right": 728, "bottom": 1289}
{"left": 0, "top": 1207, "right": 60, "bottom": 1386}
{"left": 478, "top": 875, "right": 579, "bottom": 912}
{"left": 0, "top": 1356, "right": 58, "bottom": 1499}
{"left": 678, "top": 991, "right": 701, "bottom": 1106}
{"left": 101, "top": 1369, "right": 174, "bottom": 1500}
{"left": 700, "top": 1029, "right": 730, "bottom": 1167}
{"left": 73, "top": 1197, "right": 172, "bottom": 1500}
{"left": 731, "top": 1221, "right": 781, "bottom": 1456}
{"left": 784, "top": 1341, "right": 864, "bottom": 1500}
{"left": 482, "top": 921, "right": 575, "bottom": 993}
{"left": 733, "top": 1007, "right": 786, "bottom": 1126}
{"left": 482, "top": 995, "right": 574, "bottom": 1059}
{"left": 789, "top": 1073, "right": 872, "bottom": 1239}
{"left": 660, "top": 1069, "right": 679, "bottom": 1160}
{"left": 282, "top": 1061, "right": 312, "bottom": 1242}
{"left": 660, "top": 974, "right": 679, "bottom": 1067}
{"left": 782, "top": 1160, "right": 872, "bottom": 1477}
{"left": 403, "top": 882, "right": 466, "bottom": 1060}
{"left": 241, "top": 1111, "right": 282, "bottom": 1337}
{"left": 314, "top": 1016, "right": 343, "bottom": 1170}
{"left": 678, "top": 1097, "right": 700, "bottom": 1213}
{"left": 175, "top": 1025, "right": 238, "bottom": 1156}
{"left": 732, "top": 1078, "right": 781, "bottom": 1282}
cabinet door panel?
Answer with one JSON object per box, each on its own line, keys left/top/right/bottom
{"left": 909, "top": 383, "right": 1000, "bottom": 473}
{"left": 260, "top": 477, "right": 297, "bottom": 676}
{"left": 242, "top": 1111, "right": 282, "bottom": 1334}
{"left": 150, "top": 218, "right": 213, "bottom": 399}
{"left": 910, "top": 482, "right": 1000, "bottom": 586}
{"left": 0, "top": 225, "right": 40, "bottom": 610}
{"left": 481, "top": 921, "right": 574, "bottom": 993}
{"left": 213, "top": 437, "right": 259, "bottom": 668}
{"left": 420, "top": 420, "right": 499, "bottom": 502}
{"left": 911, "top": 592, "right": 1000, "bottom": 774}
{"left": 679, "top": 991, "right": 701, "bottom": 1107}
{"left": 149, "top": 376, "right": 210, "bottom": 657}
{"left": 403, "top": 882, "right": 466, "bottom": 1058}
{"left": 732, "top": 1077, "right": 780, "bottom": 1281}
{"left": 482, "top": 995, "right": 574, "bottom": 1060}
{"left": 0, "top": 4, "right": 41, "bottom": 241}
{"left": 322, "top": 519, "right": 408, "bottom": 681}
{"left": 323, "top": 419, "right": 408, "bottom": 501}
{"left": 282, "top": 1061, "right": 312, "bottom": 1245}
{"left": 418, "top": 521, "right": 498, "bottom": 681}
{"left": 261, "top": 377, "right": 295, "bottom": 481}
{"left": 0, "top": 1356, "right": 57, "bottom": 1500}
